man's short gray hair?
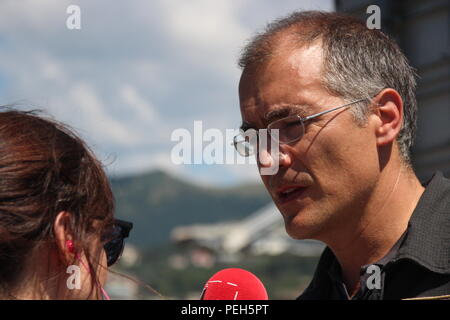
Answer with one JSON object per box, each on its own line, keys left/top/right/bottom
{"left": 238, "top": 11, "right": 418, "bottom": 164}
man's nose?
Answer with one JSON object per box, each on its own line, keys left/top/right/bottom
{"left": 258, "top": 145, "right": 292, "bottom": 168}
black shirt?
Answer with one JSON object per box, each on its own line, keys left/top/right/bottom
{"left": 298, "top": 171, "right": 450, "bottom": 300}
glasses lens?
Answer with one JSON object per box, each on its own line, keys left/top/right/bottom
{"left": 269, "top": 115, "right": 304, "bottom": 143}
{"left": 103, "top": 224, "right": 125, "bottom": 266}
{"left": 233, "top": 135, "right": 256, "bottom": 157}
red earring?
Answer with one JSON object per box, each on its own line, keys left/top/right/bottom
{"left": 66, "top": 240, "right": 75, "bottom": 254}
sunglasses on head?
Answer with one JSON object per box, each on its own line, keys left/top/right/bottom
{"left": 102, "top": 219, "right": 133, "bottom": 267}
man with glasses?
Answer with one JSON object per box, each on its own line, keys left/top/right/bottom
{"left": 234, "top": 11, "right": 450, "bottom": 300}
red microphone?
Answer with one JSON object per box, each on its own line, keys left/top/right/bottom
{"left": 200, "top": 268, "right": 269, "bottom": 300}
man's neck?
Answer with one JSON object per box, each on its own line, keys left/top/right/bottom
{"left": 326, "top": 164, "right": 425, "bottom": 296}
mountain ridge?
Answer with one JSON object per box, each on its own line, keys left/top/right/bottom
{"left": 110, "top": 169, "right": 271, "bottom": 249}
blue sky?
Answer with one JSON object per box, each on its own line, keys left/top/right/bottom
{"left": 0, "top": 0, "right": 334, "bottom": 186}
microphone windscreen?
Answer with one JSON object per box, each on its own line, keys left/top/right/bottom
{"left": 200, "top": 268, "right": 268, "bottom": 300}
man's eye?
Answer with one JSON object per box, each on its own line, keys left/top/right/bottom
{"left": 278, "top": 117, "right": 301, "bottom": 128}
{"left": 285, "top": 120, "right": 299, "bottom": 127}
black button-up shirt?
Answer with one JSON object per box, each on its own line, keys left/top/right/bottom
{"left": 298, "top": 171, "right": 450, "bottom": 300}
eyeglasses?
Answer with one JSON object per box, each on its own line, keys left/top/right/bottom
{"left": 102, "top": 219, "right": 133, "bottom": 267}
{"left": 233, "top": 99, "right": 367, "bottom": 157}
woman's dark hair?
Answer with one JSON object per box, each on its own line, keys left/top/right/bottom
{"left": 0, "top": 107, "right": 115, "bottom": 297}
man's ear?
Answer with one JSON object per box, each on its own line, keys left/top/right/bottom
{"left": 54, "top": 211, "right": 76, "bottom": 264}
{"left": 372, "top": 88, "right": 403, "bottom": 146}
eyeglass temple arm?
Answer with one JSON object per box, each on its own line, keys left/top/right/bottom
{"left": 303, "top": 99, "right": 368, "bottom": 121}
{"left": 231, "top": 98, "right": 368, "bottom": 145}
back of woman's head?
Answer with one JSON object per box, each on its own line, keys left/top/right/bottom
{"left": 0, "top": 108, "right": 114, "bottom": 298}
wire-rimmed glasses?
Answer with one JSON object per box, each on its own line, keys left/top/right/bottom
{"left": 233, "top": 99, "right": 367, "bottom": 157}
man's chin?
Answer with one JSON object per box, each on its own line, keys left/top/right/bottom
{"left": 285, "top": 224, "right": 317, "bottom": 240}
{"left": 281, "top": 210, "right": 322, "bottom": 240}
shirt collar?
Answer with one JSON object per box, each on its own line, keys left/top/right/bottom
{"left": 326, "top": 229, "right": 406, "bottom": 299}
{"left": 299, "top": 171, "right": 450, "bottom": 300}
{"left": 394, "top": 171, "right": 450, "bottom": 274}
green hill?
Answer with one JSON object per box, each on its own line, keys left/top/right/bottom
{"left": 110, "top": 170, "right": 271, "bottom": 249}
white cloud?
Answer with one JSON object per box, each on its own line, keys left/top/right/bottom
{"left": 0, "top": 0, "right": 334, "bottom": 185}
{"left": 0, "top": 0, "right": 68, "bottom": 30}
{"left": 159, "top": 0, "right": 249, "bottom": 75}
{"left": 67, "top": 82, "right": 142, "bottom": 146}
{"left": 119, "top": 84, "right": 160, "bottom": 123}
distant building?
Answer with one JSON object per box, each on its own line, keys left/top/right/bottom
{"left": 104, "top": 244, "right": 142, "bottom": 299}
{"left": 335, "top": 0, "right": 450, "bottom": 179}
{"left": 171, "top": 203, "right": 324, "bottom": 263}
{"left": 104, "top": 271, "right": 140, "bottom": 300}
{"left": 118, "top": 243, "right": 141, "bottom": 267}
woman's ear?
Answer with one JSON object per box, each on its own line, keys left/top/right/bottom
{"left": 54, "top": 211, "right": 76, "bottom": 265}
{"left": 372, "top": 88, "right": 403, "bottom": 146}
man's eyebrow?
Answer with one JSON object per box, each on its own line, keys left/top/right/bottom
{"left": 239, "top": 105, "right": 310, "bottom": 131}
{"left": 264, "top": 105, "right": 310, "bottom": 124}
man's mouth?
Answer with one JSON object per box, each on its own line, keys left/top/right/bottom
{"left": 276, "top": 186, "right": 307, "bottom": 204}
